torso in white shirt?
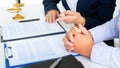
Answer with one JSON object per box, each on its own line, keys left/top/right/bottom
{"left": 66, "top": 0, "right": 78, "bottom": 11}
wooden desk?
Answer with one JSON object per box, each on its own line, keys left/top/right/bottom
{"left": 0, "top": 4, "right": 109, "bottom": 68}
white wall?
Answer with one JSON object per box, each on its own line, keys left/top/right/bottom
{"left": 0, "top": 0, "right": 43, "bottom": 8}
{"left": 0, "top": 0, "right": 119, "bottom": 45}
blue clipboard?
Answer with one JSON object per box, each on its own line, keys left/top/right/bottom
{"left": 3, "top": 37, "right": 80, "bottom": 68}
{"left": 4, "top": 42, "right": 80, "bottom": 68}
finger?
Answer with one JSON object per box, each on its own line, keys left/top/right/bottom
{"left": 63, "top": 37, "right": 74, "bottom": 52}
{"left": 63, "top": 36, "right": 73, "bottom": 46}
{"left": 66, "top": 10, "right": 73, "bottom": 15}
{"left": 46, "top": 17, "right": 49, "bottom": 23}
{"left": 56, "top": 13, "right": 65, "bottom": 21}
{"left": 64, "top": 42, "right": 74, "bottom": 51}
{"left": 70, "top": 27, "right": 80, "bottom": 36}
{"left": 73, "top": 26, "right": 81, "bottom": 33}
{"left": 60, "top": 12, "right": 66, "bottom": 17}
{"left": 50, "top": 14, "right": 57, "bottom": 23}
{"left": 66, "top": 30, "right": 74, "bottom": 42}
{"left": 56, "top": 17, "right": 64, "bottom": 22}
{"left": 78, "top": 24, "right": 88, "bottom": 35}
{"left": 66, "top": 10, "right": 76, "bottom": 16}
{"left": 52, "top": 14, "right": 56, "bottom": 23}
{"left": 46, "top": 14, "right": 52, "bottom": 23}
{"left": 64, "top": 41, "right": 74, "bottom": 52}
{"left": 45, "top": 17, "right": 48, "bottom": 23}
{"left": 56, "top": 16, "right": 71, "bottom": 23}
{"left": 57, "top": 13, "right": 60, "bottom": 18}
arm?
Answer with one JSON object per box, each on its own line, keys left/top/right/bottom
{"left": 89, "top": 11, "right": 120, "bottom": 68}
{"left": 64, "top": 18, "right": 120, "bottom": 67}
{"left": 63, "top": 10, "right": 120, "bottom": 67}
{"left": 42, "top": 0, "right": 60, "bottom": 14}
{"left": 91, "top": 43, "right": 120, "bottom": 68}
{"left": 89, "top": 14, "right": 119, "bottom": 43}
{"left": 85, "top": 0, "right": 116, "bottom": 29}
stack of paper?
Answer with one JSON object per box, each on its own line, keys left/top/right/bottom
{"left": 0, "top": 21, "right": 65, "bottom": 42}
{"left": 0, "top": 20, "right": 78, "bottom": 67}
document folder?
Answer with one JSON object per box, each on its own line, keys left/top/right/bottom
{"left": 0, "top": 21, "right": 65, "bottom": 42}
{"left": 0, "top": 21, "right": 79, "bottom": 68}
{"left": 4, "top": 34, "right": 79, "bottom": 68}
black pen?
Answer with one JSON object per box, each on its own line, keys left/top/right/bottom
{"left": 19, "top": 18, "right": 40, "bottom": 23}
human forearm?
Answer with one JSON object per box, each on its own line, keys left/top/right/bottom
{"left": 89, "top": 15, "right": 119, "bottom": 43}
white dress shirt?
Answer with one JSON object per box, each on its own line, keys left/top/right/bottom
{"left": 66, "top": 0, "right": 78, "bottom": 11}
{"left": 89, "top": 10, "right": 120, "bottom": 68}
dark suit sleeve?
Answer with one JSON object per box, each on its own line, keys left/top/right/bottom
{"left": 42, "top": 0, "right": 60, "bottom": 14}
{"left": 85, "top": 0, "right": 116, "bottom": 29}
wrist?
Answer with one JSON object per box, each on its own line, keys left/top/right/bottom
{"left": 76, "top": 16, "right": 85, "bottom": 26}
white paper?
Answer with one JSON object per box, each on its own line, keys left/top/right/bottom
{"left": 1, "top": 20, "right": 64, "bottom": 41}
{"left": 5, "top": 34, "right": 77, "bottom": 67}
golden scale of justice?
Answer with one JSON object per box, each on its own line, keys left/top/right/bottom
{"left": 8, "top": 0, "right": 24, "bottom": 20}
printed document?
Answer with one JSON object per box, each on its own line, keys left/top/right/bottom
{"left": 0, "top": 20, "right": 64, "bottom": 41}
{"left": 5, "top": 34, "right": 77, "bottom": 67}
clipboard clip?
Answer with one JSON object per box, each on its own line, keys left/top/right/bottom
{"left": 5, "top": 46, "right": 13, "bottom": 59}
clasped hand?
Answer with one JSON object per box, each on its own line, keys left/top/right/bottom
{"left": 63, "top": 24, "right": 94, "bottom": 57}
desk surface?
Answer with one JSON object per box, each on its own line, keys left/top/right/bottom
{"left": 0, "top": 4, "right": 109, "bottom": 68}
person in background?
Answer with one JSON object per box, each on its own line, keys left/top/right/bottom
{"left": 43, "top": 0, "right": 116, "bottom": 46}
{"left": 63, "top": 10, "right": 120, "bottom": 68}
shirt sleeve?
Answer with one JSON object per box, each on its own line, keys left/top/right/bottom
{"left": 89, "top": 14, "right": 119, "bottom": 43}
{"left": 42, "top": 0, "right": 60, "bottom": 14}
{"left": 90, "top": 10, "right": 120, "bottom": 68}
{"left": 90, "top": 42, "right": 120, "bottom": 68}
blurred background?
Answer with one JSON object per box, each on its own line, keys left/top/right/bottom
{"left": 0, "top": 0, "right": 120, "bottom": 46}
{"left": 0, "top": 0, "right": 42, "bottom": 7}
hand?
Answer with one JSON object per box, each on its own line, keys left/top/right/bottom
{"left": 72, "top": 24, "right": 94, "bottom": 57}
{"left": 56, "top": 10, "right": 85, "bottom": 26}
{"left": 64, "top": 24, "right": 94, "bottom": 57}
{"left": 63, "top": 26, "right": 82, "bottom": 52}
{"left": 45, "top": 10, "right": 60, "bottom": 23}
{"left": 63, "top": 30, "right": 74, "bottom": 52}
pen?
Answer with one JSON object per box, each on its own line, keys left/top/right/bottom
{"left": 49, "top": 57, "right": 62, "bottom": 68}
{"left": 19, "top": 18, "right": 40, "bottom": 23}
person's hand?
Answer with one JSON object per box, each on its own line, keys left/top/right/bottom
{"left": 63, "top": 29, "right": 74, "bottom": 52}
{"left": 63, "top": 26, "right": 81, "bottom": 52}
{"left": 45, "top": 10, "right": 60, "bottom": 23}
{"left": 72, "top": 24, "right": 94, "bottom": 57}
{"left": 56, "top": 10, "right": 85, "bottom": 26}
{"left": 64, "top": 24, "right": 94, "bottom": 58}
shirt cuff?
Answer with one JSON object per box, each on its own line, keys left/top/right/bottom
{"left": 90, "top": 42, "right": 115, "bottom": 67}
{"left": 89, "top": 26, "right": 105, "bottom": 43}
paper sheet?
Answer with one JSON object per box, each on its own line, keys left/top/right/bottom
{"left": 1, "top": 21, "right": 64, "bottom": 41}
{"left": 5, "top": 34, "right": 77, "bottom": 67}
